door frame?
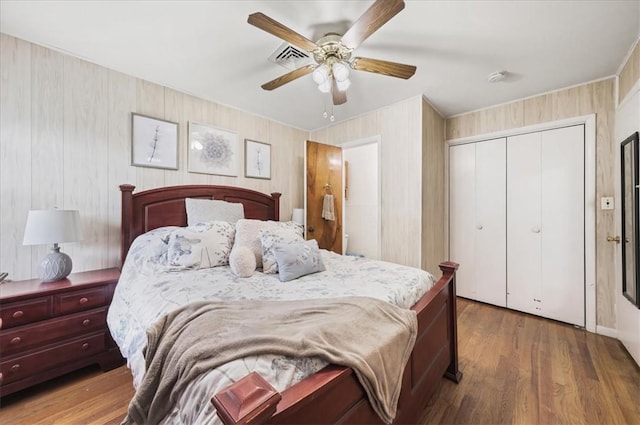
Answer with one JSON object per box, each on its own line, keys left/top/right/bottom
{"left": 340, "top": 136, "right": 382, "bottom": 259}
{"left": 613, "top": 78, "right": 640, "bottom": 362}
{"left": 445, "top": 114, "right": 596, "bottom": 333}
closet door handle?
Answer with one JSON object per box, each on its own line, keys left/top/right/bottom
{"left": 531, "top": 226, "right": 541, "bottom": 234}
{"left": 476, "top": 224, "right": 483, "bottom": 230}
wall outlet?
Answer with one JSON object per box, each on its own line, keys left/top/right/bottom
{"left": 601, "top": 197, "right": 614, "bottom": 210}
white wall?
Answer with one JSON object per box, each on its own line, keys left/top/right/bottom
{"left": 343, "top": 141, "right": 379, "bottom": 259}
{"left": 614, "top": 83, "right": 640, "bottom": 365}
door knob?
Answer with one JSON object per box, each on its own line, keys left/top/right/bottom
{"left": 308, "top": 226, "right": 315, "bottom": 233}
{"left": 607, "top": 236, "right": 620, "bottom": 243}
{"left": 476, "top": 225, "right": 483, "bottom": 230}
{"left": 531, "top": 226, "right": 541, "bottom": 233}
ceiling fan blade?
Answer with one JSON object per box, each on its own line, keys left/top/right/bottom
{"left": 351, "top": 57, "right": 416, "bottom": 79}
{"left": 332, "top": 79, "right": 347, "bottom": 105}
{"left": 261, "top": 64, "right": 317, "bottom": 91}
{"left": 340, "top": 0, "right": 405, "bottom": 50}
{"left": 248, "top": 12, "right": 319, "bottom": 52}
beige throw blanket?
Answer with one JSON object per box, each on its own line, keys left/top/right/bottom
{"left": 123, "top": 296, "right": 417, "bottom": 425}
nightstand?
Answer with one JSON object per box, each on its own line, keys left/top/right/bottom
{"left": 0, "top": 268, "right": 124, "bottom": 397}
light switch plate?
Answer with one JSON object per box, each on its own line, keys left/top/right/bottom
{"left": 601, "top": 197, "right": 614, "bottom": 210}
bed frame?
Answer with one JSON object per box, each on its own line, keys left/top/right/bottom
{"left": 119, "top": 184, "right": 461, "bottom": 424}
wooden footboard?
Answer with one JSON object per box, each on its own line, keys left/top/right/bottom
{"left": 211, "top": 261, "right": 461, "bottom": 424}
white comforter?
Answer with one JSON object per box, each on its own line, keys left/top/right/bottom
{"left": 107, "top": 226, "right": 436, "bottom": 425}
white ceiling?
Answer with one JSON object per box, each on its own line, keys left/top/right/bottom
{"left": 1, "top": 1, "right": 638, "bottom": 131}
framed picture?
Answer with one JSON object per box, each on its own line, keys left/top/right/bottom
{"left": 188, "top": 122, "right": 238, "bottom": 176}
{"left": 245, "top": 139, "right": 271, "bottom": 179}
{"left": 131, "top": 113, "right": 179, "bottom": 170}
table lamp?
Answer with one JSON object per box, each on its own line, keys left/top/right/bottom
{"left": 23, "top": 209, "right": 83, "bottom": 282}
{"left": 291, "top": 208, "right": 304, "bottom": 225}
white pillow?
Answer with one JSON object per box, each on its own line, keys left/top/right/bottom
{"left": 185, "top": 198, "right": 245, "bottom": 225}
{"left": 167, "top": 221, "right": 235, "bottom": 269}
{"left": 232, "top": 219, "right": 303, "bottom": 268}
{"left": 260, "top": 227, "right": 304, "bottom": 274}
{"left": 229, "top": 246, "right": 256, "bottom": 277}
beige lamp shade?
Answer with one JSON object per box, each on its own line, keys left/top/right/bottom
{"left": 23, "top": 209, "right": 83, "bottom": 245}
{"left": 291, "top": 208, "right": 304, "bottom": 225}
{"left": 23, "top": 209, "right": 82, "bottom": 282}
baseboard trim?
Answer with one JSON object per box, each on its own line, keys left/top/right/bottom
{"left": 595, "top": 326, "right": 618, "bottom": 338}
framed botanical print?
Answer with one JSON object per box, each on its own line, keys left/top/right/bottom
{"left": 244, "top": 139, "right": 271, "bottom": 179}
{"left": 131, "top": 113, "right": 179, "bottom": 170}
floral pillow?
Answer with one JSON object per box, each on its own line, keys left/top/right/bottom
{"left": 232, "top": 219, "right": 303, "bottom": 268}
{"left": 125, "top": 226, "right": 178, "bottom": 274}
{"left": 273, "top": 239, "right": 326, "bottom": 282}
{"left": 260, "top": 227, "right": 304, "bottom": 274}
{"left": 167, "top": 221, "right": 235, "bottom": 270}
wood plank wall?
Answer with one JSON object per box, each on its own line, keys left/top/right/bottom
{"left": 445, "top": 78, "right": 616, "bottom": 328}
{"left": 310, "top": 96, "right": 446, "bottom": 275}
{"left": 421, "top": 98, "right": 445, "bottom": 275}
{"left": 0, "top": 33, "right": 306, "bottom": 281}
{"left": 619, "top": 40, "right": 640, "bottom": 104}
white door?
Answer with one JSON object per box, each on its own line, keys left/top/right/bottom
{"left": 507, "top": 125, "right": 585, "bottom": 326}
{"left": 450, "top": 142, "right": 476, "bottom": 299}
{"left": 507, "top": 132, "right": 542, "bottom": 316}
{"left": 450, "top": 138, "right": 506, "bottom": 306}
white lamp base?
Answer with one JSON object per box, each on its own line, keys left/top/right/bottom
{"left": 38, "top": 245, "right": 73, "bottom": 282}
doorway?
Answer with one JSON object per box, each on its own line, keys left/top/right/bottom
{"left": 342, "top": 137, "right": 381, "bottom": 259}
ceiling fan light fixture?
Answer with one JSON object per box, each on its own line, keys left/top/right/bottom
{"left": 332, "top": 62, "right": 350, "bottom": 82}
{"left": 312, "top": 64, "right": 330, "bottom": 84}
{"left": 318, "top": 80, "right": 332, "bottom": 93}
{"left": 336, "top": 78, "right": 351, "bottom": 92}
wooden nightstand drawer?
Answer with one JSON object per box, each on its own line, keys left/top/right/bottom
{"left": 0, "top": 297, "right": 51, "bottom": 329}
{"left": 0, "top": 308, "right": 108, "bottom": 356}
{"left": 0, "top": 332, "right": 106, "bottom": 385}
{"left": 54, "top": 287, "right": 107, "bottom": 315}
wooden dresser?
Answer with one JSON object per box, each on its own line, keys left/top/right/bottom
{"left": 0, "top": 268, "right": 124, "bottom": 397}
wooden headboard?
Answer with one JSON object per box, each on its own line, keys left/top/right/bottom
{"left": 119, "top": 184, "right": 281, "bottom": 266}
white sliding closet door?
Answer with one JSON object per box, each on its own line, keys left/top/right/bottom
{"left": 506, "top": 132, "right": 542, "bottom": 316}
{"left": 507, "top": 125, "right": 585, "bottom": 326}
{"left": 450, "top": 138, "right": 506, "bottom": 306}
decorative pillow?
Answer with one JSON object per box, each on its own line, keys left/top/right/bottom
{"left": 229, "top": 246, "right": 256, "bottom": 277}
{"left": 260, "top": 228, "right": 304, "bottom": 274}
{"left": 273, "top": 239, "right": 326, "bottom": 282}
{"left": 232, "top": 219, "right": 303, "bottom": 268}
{"left": 126, "top": 226, "right": 178, "bottom": 271}
{"left": 185, "top": 198, "right": 245, "bottom": 226}
{"left": 167, "top": 221, "right": 235, "bottom": 269}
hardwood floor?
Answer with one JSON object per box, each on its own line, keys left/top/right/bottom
{"left": 421, "top": 299, "right": 640, "bottom": 425}
{"left": 1, "top": 298, "right": 638, "bottom": 424}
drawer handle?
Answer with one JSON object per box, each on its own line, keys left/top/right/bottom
{"left": 10, "top": 364, "right": 20, "bottom": 373}
{"left": 10, "top": 336, "right": 21, "bottom": 345}
{"left": 0, "top": 372, "right": 3, "bottom": 384}
{"left": 12, "top": 310, "right": 24, "bottom": 319}
{"left": 79, "top": 297, "right": 89, "bottom": 304}
{"left": 81, "top": 343, "right": 89, "bottom": 350}
{"left": 82, "top": 319, "right": 91, "bottom": 326}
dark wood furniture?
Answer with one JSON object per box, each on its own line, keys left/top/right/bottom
{"left": 0, "top": 268, "right": 124, "bottom": 397}
{"left": 119, "top": 184, "right": 461, "bottom": 424}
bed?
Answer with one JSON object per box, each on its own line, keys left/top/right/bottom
{"left": 110, "top": 184, "right": 461, "bottom": 425}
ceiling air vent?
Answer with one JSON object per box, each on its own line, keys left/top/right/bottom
{"left": 268, "top": 43, "right": 314, "bottom": 71}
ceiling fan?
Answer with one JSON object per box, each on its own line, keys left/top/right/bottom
{"left": 248, "top": 0, "right": 416, "bottom": 106}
